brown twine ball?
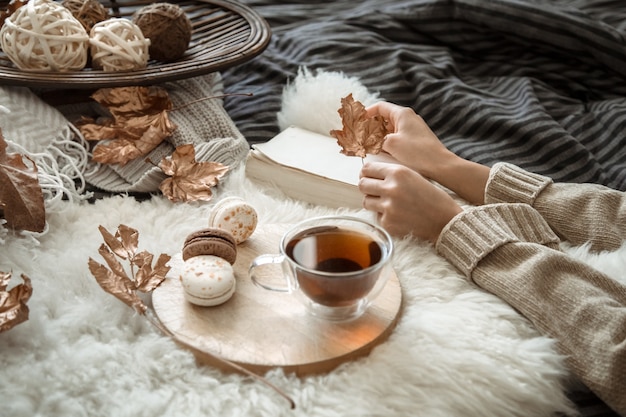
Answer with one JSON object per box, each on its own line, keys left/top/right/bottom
{"left": 132, "top": 2, "right": 192, "bottom": 62}
{"left": 89, "top": 18, "right": 150, "bottom": 72}
{"left": 61, "top": 0, "right": 110, "bottom": 33}
{"left": 0, "top": 0, "right": 89, "bottom": 71}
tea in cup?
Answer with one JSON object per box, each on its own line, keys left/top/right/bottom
{"left": 249, "top": 216, "right": 393, "bottom": 321}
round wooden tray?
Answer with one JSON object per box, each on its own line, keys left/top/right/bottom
{"left": 152, "top": 224, "right": 403, "bottom": 376}
{"left": 0, "top": 0, "right": 271, "bottom": 89}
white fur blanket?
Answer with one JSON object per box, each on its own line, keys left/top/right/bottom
{"left": 2, "top": 70, "right": 624, "bottom": 417}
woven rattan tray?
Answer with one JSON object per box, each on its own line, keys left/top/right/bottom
{"left": 0, "top": 0, "right": 271, "bottom": 89}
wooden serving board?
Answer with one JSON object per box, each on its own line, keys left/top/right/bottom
{"left": 152, "top": 223, "right": 403, "bottom": 376}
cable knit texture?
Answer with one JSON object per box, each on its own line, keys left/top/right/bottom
{"left": 437, "top": 163, "right": 626, "bottom": 416}
{"left": 0, "top": 76, "right": 249, "bottom": 230}
{"left": 77, "top": 73, "right": 250, "bottom": 193}
{"left": 487, "top": 162, "right": 626, "bottom": 251}
{"left": 485, "top": 162, "right": 552, "bottom": 206}
{"left": 436, "top": 203, "right": 560, "bottom": 277}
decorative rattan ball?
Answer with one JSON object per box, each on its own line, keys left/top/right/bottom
{"left": 61, "top": 0, "right": 110, "bottom": 33}
{"left": 0, "top": 0, "right": 89, "bottom": 71}
{"left": 89, "top": 18, "right": 150, "bottom": 72}
{"left": 132, "top": 2, "right": 192, "bottom": 62}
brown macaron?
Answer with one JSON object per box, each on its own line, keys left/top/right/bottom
{"left": 182, "top": 227, "right": 237, "bottom": 264}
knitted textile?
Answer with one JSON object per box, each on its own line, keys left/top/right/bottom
{"left": 0, "top": 85, "right": 90, "bottom": 212}
{"left": 0, "top": 72, "right": 250, "bottom": 197}
{"left": 72, "top": 73, "right": 250, "bottom": 193}
{"left": 436, "top": 162, "right": 626, "bottom": 416}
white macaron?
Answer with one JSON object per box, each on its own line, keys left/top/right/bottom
{"left": 208, "top": 196, "right": 258, "bottom": 244}
{"left": 179, "top": 255, "right": 236, "bottom": 306}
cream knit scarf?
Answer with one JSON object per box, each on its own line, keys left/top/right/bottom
{"left": 0, "top": 72, "right": 250, "bottom": 203}
{"left": 0, "top": 85, "right": 90, "bottom": 211}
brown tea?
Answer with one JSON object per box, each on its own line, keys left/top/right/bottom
{"left": 285, "top": 226, "right": 384, "bottom": 307}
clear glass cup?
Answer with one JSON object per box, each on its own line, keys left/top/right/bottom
{"left": 249, "top": 215, "right": 393, "bottom": 321}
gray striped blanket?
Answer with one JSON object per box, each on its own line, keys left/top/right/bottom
{"left": 222, "top": 1, "right": 625, "bottom": 416}
{"left": 223, "top": 0, "right": 626, "bottom": 193}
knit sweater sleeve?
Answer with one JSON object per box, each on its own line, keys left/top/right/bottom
{"left": 436, "top": 204, "right": 626, "bottom": 416}
{"left": 485, "top": 162, "right": 626, "bottom": 251}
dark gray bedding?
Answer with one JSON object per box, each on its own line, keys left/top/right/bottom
{"left": 223, "top": 0, "right": 626, "bottom": 192}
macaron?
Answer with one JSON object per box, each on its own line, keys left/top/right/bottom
{"left": 208, "top": 196, "right": 258, "bottom": 244}
{"left": 179, "top": 255, "right": 236, "bottom": 306}
{"left": 182, "top": 227, "right": 237, "bottom": 264}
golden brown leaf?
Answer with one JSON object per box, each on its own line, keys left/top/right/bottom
{"left": 76, "top": 86, "right": 177, "bottom": 166}
{"left": 158, "top": 144, "right": 229, "bottom": 203}
{"left": 329, "top": 94, "right": 389, "bottom": 158}
{"left": 88, "top": 224, "right": 171, "bottom": 314}
{"left": 98, "top": 224, "right": 138, "bottom": 260}
{"left": 134, "top": 251, "right": 172, "bottom": 293}
{"left": 97, "top": 243, "right": 130, "bottom": 281}
{"left": 0, "top": 270, "right": 33, "bottom": 333}
{"left": 0, "top": 129, "right": 45, "bottom": 232}
{"left": 88, "top": 258, "right": 146, "bottom": 314}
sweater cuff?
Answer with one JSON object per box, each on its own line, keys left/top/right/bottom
{"left": 436, "top": 203, "right": 560, "bottom": 279}
{"left": 485, "top": 162, "right": 553, "bottom": 205}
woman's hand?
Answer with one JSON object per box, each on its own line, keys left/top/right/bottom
{"left": 359, "top": 161, "right": 462, "bottom": 243}
{"left": 366, "top": 101, "right": 454, "bottom": 180}
{"left": 366, "top": 101, "right": 490, "bottom": 205}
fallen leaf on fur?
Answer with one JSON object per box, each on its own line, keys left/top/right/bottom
{"left": 76, "top": 86, "right": 176, "bottom": 166}
{"left": 329, "top": 94, "right": 388, "bottom": 158}
{"left": 0, "top": 129, "right": 46, "bottom": 232}
{"left": 0, "top": 270, "right": 33, "bottom": 333}
{"left": 88, "top": 224, "right": 171, "bottom": 314}
{"left": 158, "top": 144, "right": 229, "bottom": 203}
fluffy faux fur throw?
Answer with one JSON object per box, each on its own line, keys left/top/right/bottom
{"left": 2, "top": 69, "right": 624, "bottom": 417}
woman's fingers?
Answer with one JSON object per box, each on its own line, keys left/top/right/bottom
{"left": 358, "top": 165, "right": 386, "bottom": 213}
{"left": 360, "top": 160, "right": 388, "bottom": 180}
{"left": 359, "top": 161, "right": 462, "bottom": 242}
{"left": 364, "top": 101, "right": 393, "bottom": 119}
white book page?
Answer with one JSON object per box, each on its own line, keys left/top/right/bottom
{"left": 252, "top": 126, "right": 396, "bottom": 186}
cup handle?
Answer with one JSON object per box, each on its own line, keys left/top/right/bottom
{"left": 249, "top": 254, "right": 293, "bottom": 292}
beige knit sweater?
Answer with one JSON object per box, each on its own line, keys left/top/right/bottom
{"left": 436, "top": 162, "right": 626, "bottom": 416}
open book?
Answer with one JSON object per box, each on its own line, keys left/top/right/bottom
{"left": 245, "top": 126, "right": 396, "bottom": 208}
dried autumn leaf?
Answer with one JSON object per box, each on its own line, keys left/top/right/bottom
{"left": 133, "top": 250, "right": 172, "bottom": 293}
{"left": 97, "top": 242, "right": 131, "bottom": 281}
{"left": 76, "top": 86, "right": 177, "bottom": 166}
{"left": 0, "top": 129, "right": 45, "bottom": 232}
{"left": 88, "top": 257, "right": 146, "bottom": 314}
{"left": 98, "top": 224, "right": 138, "bottom": 260}
{"left": 158, "top": 144, "right": 229, "bottom": 203}
{"left": 88, "top": 224, "right": 171, "bottom": 314}
{"left": 329, "top": 93, "right": 389, "bottom": 158}
{"left": 0, "top": 270, "right": 33, "bottom": 333}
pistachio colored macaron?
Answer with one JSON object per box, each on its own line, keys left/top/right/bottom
{"left": 182, "top": 227, "right": 237, "bottom": 264}
{"left": 208, "top": 196, "right": 258, "bottom": 244}
{"left": 179, "top": 255, "right": 236, "bottom": 306}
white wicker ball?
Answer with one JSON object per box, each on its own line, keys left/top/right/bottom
{"left": 89, "top": 18, "right": 150, "bottom": 72}
{"left": 0, "top": 0, "right": 89, "bottom": 72}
